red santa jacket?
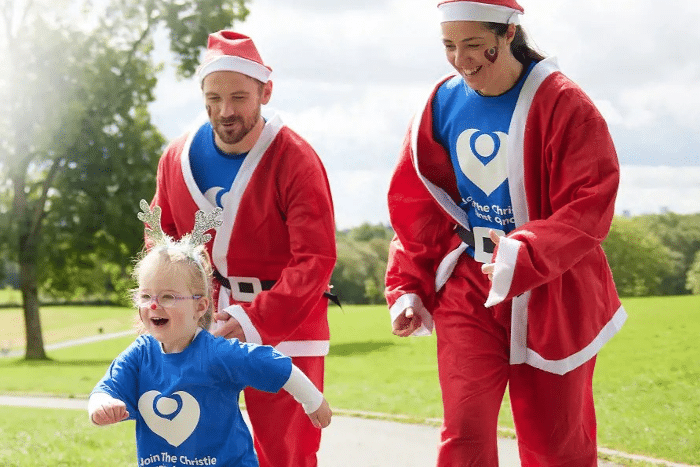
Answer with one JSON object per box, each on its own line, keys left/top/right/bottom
{"left": 386, "top": 58, "right": 627, "bottom": 375}
{"left": 152, "top": 115, "right": 337, "bottom": 356}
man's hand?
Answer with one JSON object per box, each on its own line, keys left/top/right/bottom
{"left": 480, "top": 229, "right": 502, "bottom": 281}
{"left": 211, "top": 312, "right": 246, "bottom": 342}
{"left": 392, "top": 307, "right": 422, "bottom": 337}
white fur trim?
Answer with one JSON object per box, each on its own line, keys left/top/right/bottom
{"left": 180, "top": 116, "right": 216, "bottom": 212}
{"left": 222, "top": 304, "right": 263, "bottom": 345}
{"left": 509, "top": 291, "right": 530, "bottom": 364}
{"left": 484, "top": 235, "right": 520, "bottom": 307}
{"left": 389, "top": 293, "right": 433, "bottom": 336}
{"left": 275, "top": 340, "right": 330, "bottom": 357}
{"left": 435, "top": 242, "right": 468, "bottom": 292}
{"left": 199, "top": 55, "right": 271, "bottom": 84}
{"left": 438, "top": 2, "right": 521, "bottom": 24}
{"left": 217, "top": 290, "right": 327, "bottom": 355}
{"left": 525, "top": 306, "right": 628, "bottom": 375}
{"left": 507, "top": 57, "right": 559, "bottom": 228}
{"left": 410, "top": 86, "right": 470, "bottom": 229}
{"left": 210, "top": 114, "right": 284, "bottom": 276}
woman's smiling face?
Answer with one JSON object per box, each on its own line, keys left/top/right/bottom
{"left": 441, "top": 21, "right": 515, "bottom": 96}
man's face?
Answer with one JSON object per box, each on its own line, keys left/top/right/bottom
{"left": 202, "top": 71, "right": 271, "bottom": 153}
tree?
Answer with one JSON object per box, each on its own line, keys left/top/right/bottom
{"left": 634, "top": 213, "right": 700, "bottom": 295}
{"left": 602, "top": 217, "right": 677, "bottom": 296}
{"left": 0, "top": 0, "right": 249, "bottom": 359}
{"left": 332, "top": 224, "right": 393, "bottom": 304}
{"left": 686, "top": 251, "right": 700, "bottom": 295}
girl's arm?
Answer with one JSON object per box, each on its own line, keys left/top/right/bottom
{"left": 88, "top": 391, "right": 130, "bottom": 426}
{"left": 282, "top": 364, "right": 332, "bottom": 428}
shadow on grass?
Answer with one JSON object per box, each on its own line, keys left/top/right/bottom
{"left": 328, "top": 341, "right": 395, "bottom": 357}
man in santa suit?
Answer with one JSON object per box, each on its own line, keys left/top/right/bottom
{"left": 149, "top": 30, "right": 336, "bottom": 467}
{"left": 386, "top": 1, "right": 627, "bottom": 466}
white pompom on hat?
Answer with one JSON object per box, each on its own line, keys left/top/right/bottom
{"left": 197, "top": 30, "right": 272, "bottom": 85}
{"left": 437, "top": 0, "right": 524, "bottom": 24}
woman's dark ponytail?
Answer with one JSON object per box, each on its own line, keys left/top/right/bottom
{"left": 486, "top": 23, "right": 546, "bottom": 64}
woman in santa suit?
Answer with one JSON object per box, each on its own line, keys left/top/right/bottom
{"left": 385, "top": 1, "right": 627, "bottom": 465}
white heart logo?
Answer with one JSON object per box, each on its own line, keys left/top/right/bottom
{"left": 204, "top": 186, "right": 224, "bottom": 207}
{"left": 138, "top": 390, "right": 200, "bottom": 447}
{"left": 455, "top": 129, "right": 508, "bottom": 196}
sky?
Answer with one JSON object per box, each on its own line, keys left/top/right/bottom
{"left": 149, "top": 0, "right": 700, "bottom": 230}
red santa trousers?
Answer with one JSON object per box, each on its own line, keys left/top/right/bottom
{"left": 433, "top": 259, "right": 598, "bottom": 467}
{"left": 244, "top": 356, "right": 324, "bottom": 467}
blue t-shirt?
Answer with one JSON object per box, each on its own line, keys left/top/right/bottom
{"left": 93, "top": 331, "right": 292, "bottom": 467}
{"left": 432, "top": 62, "right": 536, "bottom": 259}
{"left": 190, "top": 122, "right": 248, "bottom": 208}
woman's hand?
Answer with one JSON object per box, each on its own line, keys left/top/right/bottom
{"left": 480, "top": 230, "right": 502, "bottom": 281}
{"left": 392, "top": 307, "right": 422, "bottom": 337}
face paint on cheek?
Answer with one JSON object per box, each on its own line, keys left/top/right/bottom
{"left": 484, "top": 46, "right": 499, "bottom": 63}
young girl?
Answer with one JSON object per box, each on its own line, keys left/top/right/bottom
{"left": 89, "top": 201, "right": 331, "bottom": 467}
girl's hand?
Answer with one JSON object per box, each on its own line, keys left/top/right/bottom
{"left": 308, "top": 398, "right": 332, "bottom": 429}
{"left": 90, "top": 398, "right": 129, "bottom": 426}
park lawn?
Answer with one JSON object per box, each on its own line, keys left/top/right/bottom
{"left": 0, "top": 306, "right": 135, "bottom": 351}
{"left": 593, "top": 295, "right": 700, "bottom": 464}
{"left": 0, "top": 296, "right": 698, "bottom": 464}
{"left": 0, "top": 287, "right": 22, "bottom": 306}
{"left": 0, "top": 406, "right": 136, "bottom": 467}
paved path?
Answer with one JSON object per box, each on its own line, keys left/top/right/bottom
{"left": 2, "top": 395, "right": 696, "bottom": 467}
{"left": 0, "top": 396, "right": 516, "bottom": 466}
{"left": 2, "top": 396, "right": 696, "bottom": 466}
{"left": 1, "top": 330, "right": 135, "bottom": 359}
{"left": 4, "top": 395, "right": 672, "bottom": 467}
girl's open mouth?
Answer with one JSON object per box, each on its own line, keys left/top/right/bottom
{"left": 151, "top": 317, "right": 169, "bottom": 327}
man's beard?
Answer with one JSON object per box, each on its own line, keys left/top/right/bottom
{"left": 212, "top": 108, "right": 260, "bottom": 147}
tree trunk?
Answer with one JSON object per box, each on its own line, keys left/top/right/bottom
{"left": 16, "top": 178, "right": 48, "bottom": 360}
{"left": 20, "top": 258, "right": 47, "bottom": 360}
{"left": 11, "top": 147, "right": 49, "bottom": 361}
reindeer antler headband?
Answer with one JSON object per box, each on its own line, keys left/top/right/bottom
{"left": 137, "top": 199, "right": 223, "bottom": 249}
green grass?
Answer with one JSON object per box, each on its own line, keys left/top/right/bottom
{"left": 0, "top": 297, "right": 699, "bottom": 465}
{"left": 0, "top": 306, "right": 135, "bottom": 350}
{"left": 0, "top": 406, "right": 135, "bottom": 466}
{"left": 593, "top": 296, "right": 700, "bottom": 464}
{"left": 0, "top": 287, "right": 22, "bottom": 306}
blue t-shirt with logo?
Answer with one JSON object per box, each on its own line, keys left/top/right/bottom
{"left": 92, "top": 331, "right": 292, "bottom": 467}
{"left": 190, "top": 122, "right": 248, "bottom": 208}
{"left": 432, "top": 61, "right": 536, "bottom": 259}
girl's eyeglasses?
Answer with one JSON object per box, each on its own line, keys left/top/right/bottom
{"left": 134, "top": 292, "right": 203, "bottom": 309}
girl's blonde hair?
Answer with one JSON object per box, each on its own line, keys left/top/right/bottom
{"left": 132, "top": 243, "right": 214, "bottom": 330}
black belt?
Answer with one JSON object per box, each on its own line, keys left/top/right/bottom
{"left": 455, "top": 225, "right": 496, "bottom": 255}
{"left": 213, "top": 269, "right": 275, "bottom": 294}
{"left": 213, "top": 269, "right": 341, "bottom": 307}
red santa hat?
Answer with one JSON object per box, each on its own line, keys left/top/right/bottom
{"left": 437, "top": 0, "right": 524, "bottom": 24}
{"left": 197, "top": 30, "right": 272, "bottom": 85}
